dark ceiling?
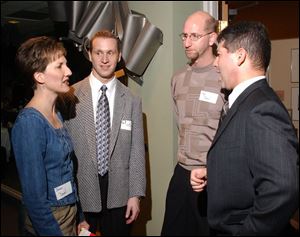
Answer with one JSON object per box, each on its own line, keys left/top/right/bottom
{"left": 1, "top": 1, "right": 298, "bottom": 45}
{"left": 1, "top": 1, "right": 55, "bottom": 46}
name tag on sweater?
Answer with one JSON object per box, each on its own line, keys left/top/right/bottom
{"left": 199, "top": 90, "right": 218, "bottom": 104}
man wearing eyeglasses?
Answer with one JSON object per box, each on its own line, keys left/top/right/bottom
{"left": 161, "top": 11, "right": 226, "bottom": 236}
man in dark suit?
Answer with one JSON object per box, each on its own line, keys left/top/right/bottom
{"left": 63, "top": 30, "right": 146, "bottom": 236}
{"left": 191, "top": 21, "right": 299, "bottom": 235}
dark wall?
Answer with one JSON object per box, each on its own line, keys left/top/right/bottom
{"left": 1, "top": 21, "right": 92, "bottom": 109}
{"left": 227, "top": 1, "right": 299, "bottom": 40}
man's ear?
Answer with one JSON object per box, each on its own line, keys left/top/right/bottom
{"left": 118, "top": 52, "right": 122, "bottom": 62}
{"left": 88, "top": 51, "right": 92, "bottom": 62}
{"left": 236, "top": 48, "right": 246, "bottom": 66}
{"left": 209, "top": 32, "right": 218, "bottom": 46}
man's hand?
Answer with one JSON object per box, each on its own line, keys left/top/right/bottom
{"left": 77, "top": 220, "right": 90, "bottom": 235}
{"left": 125, "top": 196, "right": 141, "bottom": 224}
{"left": 190, "top": 167, "right": 207, "bottom": 192}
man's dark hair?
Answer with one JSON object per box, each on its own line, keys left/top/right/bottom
{"left": 217, "top": 21, "right": 271, "bottom": 71}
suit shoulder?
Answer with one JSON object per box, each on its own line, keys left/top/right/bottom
{"left": 56, "top": 78, "right": 89, "bottom": 120}
{"left": 247, "top": 82, "right": 279, "bottom": 105}
{"left": 72, "top": 77, "right": 89, "bottom": 91}
{"left": 118, "top": 81, "right": 141, "bottom": 101}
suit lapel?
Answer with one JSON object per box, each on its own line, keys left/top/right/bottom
{"left": 211, "top": 100, "right": 238, "bottom": 146}
{"left": 109, "top": 80, "right": 125, "bottom": 156}
{"left": 211, "top": 79, "right": 267, "bottom": 148}
{"left": 79, "top": 79, "right": 98, "bottom": 168}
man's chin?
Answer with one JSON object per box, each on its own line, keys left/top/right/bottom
{"left": 186, "top": 56, "right": 197, "bottom": 63}
{"left": 100, "top": 73, "right": 115, "bottom": 80}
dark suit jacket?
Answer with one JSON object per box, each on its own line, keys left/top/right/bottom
{"left": 61, "top": 77, "right": 146, "bottom": 212}
{"left": 207, "top": 79, "right": 299, "bottom": 235}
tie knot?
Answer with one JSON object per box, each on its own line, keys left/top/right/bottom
{"left": 101, "top": 85, "right": 108, "bottom": 93}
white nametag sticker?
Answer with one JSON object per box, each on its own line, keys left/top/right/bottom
{"left": 121, "top": 120, "right": 132, "bottom": 131}
{"left": 54, "top": 181, "right": 73, "bottom": 200}
{"left": 199, "top": 90, "right": 218, "bottom": 104}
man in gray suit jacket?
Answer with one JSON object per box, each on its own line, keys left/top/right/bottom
{"left": 63, "top": 30, "right": 146, "bottom": 236}
{"left": 191, "top": 21, "right": 298, "bottom": 235}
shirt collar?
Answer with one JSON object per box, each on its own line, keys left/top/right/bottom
{"left": 228, "top": 76, "right": 265, "bottom": 108}
{"left": 89, "top": 72, "right": 117, "bottom": 94}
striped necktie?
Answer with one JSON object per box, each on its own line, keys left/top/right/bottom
{"left": 220, "top": 101, "right": 229, "bottom": 123}
{"left": 95, "top": 85, "right": 110, "bottom": 176}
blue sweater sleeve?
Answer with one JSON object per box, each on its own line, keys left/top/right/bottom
{"left": 12, "top": 114, "right": 63, "bottom": 236}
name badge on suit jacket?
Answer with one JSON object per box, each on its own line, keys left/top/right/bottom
{"left": 121, "top": 120, "right": 132, "bottom": 131}
{"left": 199, "top": 90, "right": 218, "bottom": 104}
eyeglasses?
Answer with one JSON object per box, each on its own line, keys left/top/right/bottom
{"left": 179, "top": 32, "right": 213, "bottom": 41}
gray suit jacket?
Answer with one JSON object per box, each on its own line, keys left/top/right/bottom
{"left": 207, "top": 79, "right": 299, "bottom": 235}
{"left": 62, "top": 77, "right": 146, "bottom": 212}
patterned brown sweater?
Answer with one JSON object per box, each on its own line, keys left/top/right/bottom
{"left": 171, "top": 64, "right": 225, "bottom": 170}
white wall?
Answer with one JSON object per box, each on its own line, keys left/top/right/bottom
{"left": 127, "top": 1, "right": 203, "bottom": 235}
{"left": 269, "top": 38, "right": 299, "bottom": 137}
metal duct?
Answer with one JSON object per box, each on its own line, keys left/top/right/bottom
{"left": 48, "top": 1, "right": 163, "bottom": 83}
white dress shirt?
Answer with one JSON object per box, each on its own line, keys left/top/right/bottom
{"left": 89, "top": 72, "right": 116, "bottom": 127}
